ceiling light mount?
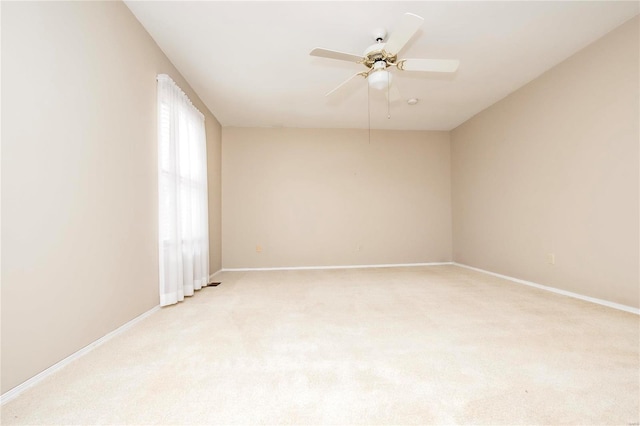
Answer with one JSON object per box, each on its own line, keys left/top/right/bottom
{"left": 372, "top": 28, "right": 387, "bottom": 43}
{"left": 407, "top": 98, "right": 419, "bottom": 105}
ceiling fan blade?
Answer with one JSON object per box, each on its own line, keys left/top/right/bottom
{"left": 325, "top": 72, "right": 367, "bottom": 96}
{"left": 397, "top": 59, "right": 460, "bottom": 73}
{"left": 383, "top": 13, "right": 424, "bottom": 56}
{"left": 310, "top": 48, "right": 363, "bottom": 63}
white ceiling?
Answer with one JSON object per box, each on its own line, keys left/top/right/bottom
{"left": 124, "top": 1, "right": 638, "bottom": 130}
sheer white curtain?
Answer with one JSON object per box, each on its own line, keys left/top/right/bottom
{"left": 157, "top": 74, "right": 209, "bottom": 306}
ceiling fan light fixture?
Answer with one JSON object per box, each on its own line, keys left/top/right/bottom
{"left": 368, "top": 69, "right": 392, "bottom": 91}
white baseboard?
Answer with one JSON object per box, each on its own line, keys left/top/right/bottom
{"left": 221, "top": 262, "right": 453, "bottom": 272}
{"left": 0, "top": 304, "right": 161, "bottom": 406}
{"left": 453, "top": 262, "right": 639, "bottom": 315}
{"left": 208, "top": 269, "right": 222, "bottom": 282}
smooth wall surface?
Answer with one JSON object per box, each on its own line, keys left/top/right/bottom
{"left": 223, "top": 128, "right": 452, "bottom": 268}
{"left": 451, "top": 17, "right": 639, "bottom": 308}
{"left": 207, "top": 108, "right": 222, "bottom": 274}
{"left": 1, "top": 1, "right": 222, "bottom": 393}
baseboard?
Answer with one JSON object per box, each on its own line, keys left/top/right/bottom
{"left": 208, "top": 269, "right": 222, "bottom": 283}
{"left": 221, "top": 262, "right": 453, "bottom": 272}
{"left": 0, "top": 304, "right": 161, "bottom": 406}
{"left": 453, "top": 262, "right": 639, "bottom": 315}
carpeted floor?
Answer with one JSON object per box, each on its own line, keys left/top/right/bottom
{"left": 2, "top": 265, "right": 638, "bottom": 425}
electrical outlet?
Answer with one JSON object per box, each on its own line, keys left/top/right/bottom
{"left": 256, "top": 245, "right": 262, "bottom": 253}
{"left": 547, "top": 253, "right": 555, "bottom": 265}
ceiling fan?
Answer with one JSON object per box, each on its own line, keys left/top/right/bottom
{"left": 310, "top": 13, "right": 460, "bottom": 98}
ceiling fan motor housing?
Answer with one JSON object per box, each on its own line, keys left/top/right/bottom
{"left": 363, "top": 43, "right": 397, "bottom": 69}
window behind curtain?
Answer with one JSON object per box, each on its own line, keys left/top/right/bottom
{"left": 157, "top": 74, "right": 209, "bottom": 306}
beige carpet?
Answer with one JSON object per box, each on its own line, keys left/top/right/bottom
{"left": 2, "top": 265, "right": 638, "bottom": 425}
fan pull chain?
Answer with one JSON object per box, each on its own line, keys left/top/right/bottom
{"left": 367, "top": 79, "right": 371, "bottom": 144}
{"left": 387, "top": 73, "right": 391, "bottom": 119}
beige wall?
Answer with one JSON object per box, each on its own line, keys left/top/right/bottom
{"left": 207, "top": 111, "right": 223, "bottom": 274}
{"left": 451, "top": 17, "right": 639, "bottom": 308}
{"left": 1, "top": 1, "right": 222, "bottom": 393}
{"left": 222, "top": 128, "right": 452, "bottom": 268}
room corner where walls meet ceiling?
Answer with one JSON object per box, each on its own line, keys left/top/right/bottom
{"left": 124, "top": 1, "right": 639, "bottom": 131}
